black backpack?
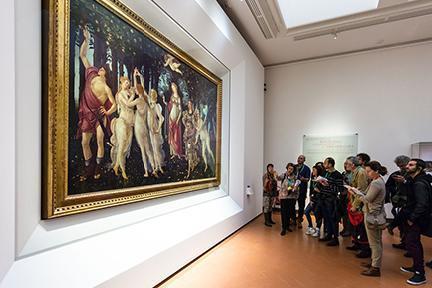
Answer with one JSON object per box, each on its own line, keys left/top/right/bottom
{"left": 420, "top": 173, "right": 432, "bottom": 237}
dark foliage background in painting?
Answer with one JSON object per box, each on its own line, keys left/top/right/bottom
{"left": 68, "top": 0, "right": 218, "bottom": 195}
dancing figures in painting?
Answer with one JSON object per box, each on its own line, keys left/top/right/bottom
{"left": 148, "top": 89, "right": 165, "bottom": 175}
{"left": 168, "top": 83, "right": 183, "bottom": 159}
{"left": 62, "top": 0, "right": 220, "bottom": 200}
{"left": 110, "top": 76, "right": 134, "bottom": 180}
{"left": 77, "top": 26, "right": 117, "bottom": 181}
{"left": 196, "top": 107, "right": 215, "bottom": 172}
{"left": 182, "top": 101, "right": 199, "bottom": 178}
{"left": 130, "top": 68, "right": 156, "bottom": 177}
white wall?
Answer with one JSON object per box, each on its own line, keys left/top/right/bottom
{"left": 0, "top": 0, "right": 15, "bottom": 282}
{"left": 265, "top": 43, "right": 432, "bottom": 173}
{"left": 0, "top": 0, "right": 264, "bottom": 287}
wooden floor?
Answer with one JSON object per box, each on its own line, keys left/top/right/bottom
{"left": 160, "top": 212, "right": 432, "bottom": 288}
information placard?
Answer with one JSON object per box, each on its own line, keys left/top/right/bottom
{"left": 303, "top": 134, "right": 358, "bottom": 171}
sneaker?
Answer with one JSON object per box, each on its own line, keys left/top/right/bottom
{"left": 400, "top": 266, "right": 416, "bottom": 273}
{"left": 312, "top": 229, "right": 320, "bottom": 238}
{"left": 280, "top": 230, "right": 287, "bottom": 236}
{"left": 407, "top": 272, "right": 427, "bottom": 286}
{"left": 426, "top": 260, "right": 432, "bottom": 269}
{"left": 305, "top": 227, "right": 315, "bottom": 235}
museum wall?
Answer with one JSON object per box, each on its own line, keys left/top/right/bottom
{"left": 264, "top": 42, "right": 432, "bottom": 173}
{"left": 0, "top": 0, "right": 264, "bottom": 287}
{"left": 0, "top": 0, "right": 15, "bottom": 282}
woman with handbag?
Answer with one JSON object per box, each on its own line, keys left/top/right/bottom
{"left": 277, "top": 163, "right": 299, "bottom": 235}
{"left": 348, "top": 161, "right": 387, "bottom": 277}
{"left": 263, "top": 164, "right": 278, "bottom": 227}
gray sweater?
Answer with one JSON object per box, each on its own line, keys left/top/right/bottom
{"left": 360, "top": 177, "right": 386, "bottom": 215}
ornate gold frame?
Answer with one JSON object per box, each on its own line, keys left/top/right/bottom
{"left": 43, "top": 0, "right": 222, "bottom": 219}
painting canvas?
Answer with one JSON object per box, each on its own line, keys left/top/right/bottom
{"left": 43, "top": 0, "right": 222, "bottom": 218}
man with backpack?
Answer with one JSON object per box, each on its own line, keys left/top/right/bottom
{"left": 400, "top": 159, "right": 432, "bottom": 286}
{"left": 386, "top": 155, "right": 411, "bottom": 250}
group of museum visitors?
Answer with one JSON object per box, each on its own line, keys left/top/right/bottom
{"left": 263, "top": 153, "right": 432, "bottom": 286}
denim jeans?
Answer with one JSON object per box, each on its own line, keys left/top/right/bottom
{"left": 305, "top": 202, "right": 315, "bottom": 228}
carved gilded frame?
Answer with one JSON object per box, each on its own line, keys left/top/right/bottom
{"left": 43, "top": 0, "right": 222, "bottom": 219}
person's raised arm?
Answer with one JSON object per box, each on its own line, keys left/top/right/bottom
{"left": 80, "top": 27, "right": 91, "bottom": 69}
{"left": 133, "top": 68, "right": 138, "bottom": 90}
{"left": 125, "top": 92, "right": 137, "bottom": 108}
{"left": 139, "top": 74, "right": 148, "bottom": 96}
{"left": 128, "top": 89, "right": 142, "bottom": 107}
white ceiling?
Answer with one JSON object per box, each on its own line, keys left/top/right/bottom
{"left": 277, "top": 0, "right": 379, "bottom": 28}
{"left": 217, "top": 0, "right": 432, "bottom": 66}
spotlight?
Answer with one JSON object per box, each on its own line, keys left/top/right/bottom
{"left": 332, "top": 32, "right": 338, "bottom": 40}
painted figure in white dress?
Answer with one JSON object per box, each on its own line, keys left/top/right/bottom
{"left": 110, "top": 76, "right": 134, "bottom": 180}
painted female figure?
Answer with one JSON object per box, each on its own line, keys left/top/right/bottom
{"left": 129, "top": 68, "right": 155, "bottom": 177}
{"left": 182, "top": 100, "right": 199, "bottom": 178}
{"left": 148, "top": 89, "right": 165, "bottom": 175}
{"left": 167, "top": 82, "right": 183, "bottom": 159}
{"left": 110, "top": 76, "right": 134, "bottom": 180}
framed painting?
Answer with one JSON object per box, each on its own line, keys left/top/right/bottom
{"left": 42, "top": 0, "right": 222, "bottom": 218}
